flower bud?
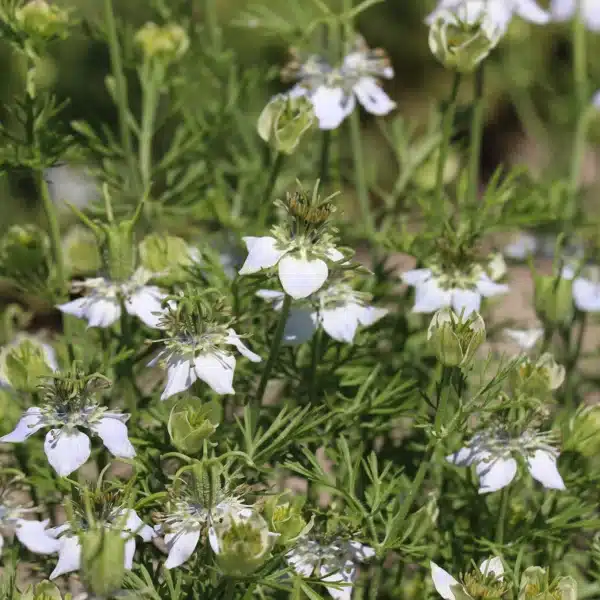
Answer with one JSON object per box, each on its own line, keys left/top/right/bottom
{"left": 413, "top": 147, "right": 459, "bottom": 190}
{"left": 15, "top": 0, "right": 69, "bottom": 40}
{"left": 534, "top": 275, "right": 574, "bottom": 327}
{"left": 257, "top": 94, "right": 315, "bottom": 155}
{"left": 0, "top": 335, "right": 56, "bottom": 392}
{"left": 63, "top": 226, "right": 101, "bottom": 276}
{"left": 428, "top": 1, "right": 503, "bottom": 73}
{"left": 20, "top": 581, "right": 66, "bottom": 600}
{"left": 566, "top": 405, "right": 600, "bottom": 457}
{"left": 263, "top": 492, "right": 310, "bottom": 545}
{"left": 139, "top": 233, "right": 192, "bottom": 276}
{"left": 519, "top": 566, "right": 577, "bottom": 600}
{"left": 427, "top": 308, "right": 485, "bottom": 368}
{"left": 167, "top": 398, "right": 220, "bottom": 455}
{"left": 81, "top": 528, "right": 126, "bottom": 598}
{"left": 0, "top": 225, "right": 50, "bottom": 284}
{"left": 135, "top": 22, "right": 189, "bottom": 64}
{"left": 209, "top": 509, "right": 278, "bottom": 576}
{"left": 511, "top": 353, "right": 565, "bottom": 397}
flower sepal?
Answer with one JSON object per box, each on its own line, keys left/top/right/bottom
{"left": 167, "top": 397, "right": 221, "bottom": 454}
{"left": 81, "top": 526, "right": 126, "bottom": 598}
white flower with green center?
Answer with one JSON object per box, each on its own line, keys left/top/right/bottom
{"left": 48, "top": 509, "right": 155, "bottom": 580}
{"left": 283, "top": 37, "right": 395, "bottom": 130}
{"left": 58, "top": 268, "right": 165, "bottom": 329}
{"left": 431, "top": 557, "right": 506, "bottom": 600}
{"left": 257, "top": 283, "right": 388, "bottom": 344}
{"left": 447, "top": 428, "right": 565, "bottom": 494}
{"left": 402, "top": 265, "right": 509, "bottom": 316}
{"left": 551, "top": 0, "right": 600, "bottom": 31}
{"left": 286, "top": 537, "right": 375, "bottom": 600}
{"left": 0, "top": 503, "right": 60, "bottom": 555}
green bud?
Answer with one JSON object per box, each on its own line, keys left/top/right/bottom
{"left": 20, "top": 581, "right": 67, "bottom": 600}
{"left": 210, "top": 510, "right": 278, "bottom": 576}
{"left": 0, "top": 225, "right": 50, "bottom": 283}
{"left": 135, "top": 22, "right": 189, "bottom": 64}
{"left": 534, "top": 275, "right": 574, "bottom": 328}
{"left": 427, "top": 308, "right": 485, "bottom": 368}
{"left": 566, "top": 405, "right": 600, "bottom": 457}
{"left": 0, "top": 335, "right": 56, "bottom": 392}
{"left": 257, "top": 94, "right": 315, "bottom": 155}
{"left": 413, "top": 147, "right": 459, "bottom": 190}
{"left": 428, "top": 5, "right": 503, "bottom": 73}
{"left": 167, "top": 397, "right": 220, "bottom": 454}
{"left": 139, "top": 233, "right": 192, "bottom": 275}
{"left": 15, "top": 0, "right": 69, "bottom": 40}
{"left": 519, "top": 566, "right": 577, "bottom": 600}
{"left": 62, "top": 226, "right": 101, "bottom": 276}
{"left": 511, "top": 353, "right": 565, "bottom": 397}
{"left": 81, "top": 528, "right": 125, "bottom": 598}
{"left": 263, "top": 492, "right": 310, "bottom": 545}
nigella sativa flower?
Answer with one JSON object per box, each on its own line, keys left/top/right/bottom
{"left": 58, "top": 268, "right": 165, "bottom": 329}
{"left": 48, "top": 509, "right": 155, "bottom": 580}
{"left": 256, "top": 281, "right": 388, "bottom": 344}
{"left": 447, "top": 428, "right": 566, "bottom": 494}
{"left": 431, "top": 557, "right": 505, "bottom": 600}
{"left": 282, "top": 36, "right": 395, "bottom": 130}
{"left": 551, "top": 0, "right": 600, "bottom": 31}
{"left": 286, "top": 537, "right": 375, "bottom": 600}
{"left": 0, "top": 504, "right": 60, "bottom": 555}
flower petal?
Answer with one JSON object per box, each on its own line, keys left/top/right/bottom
{"left": 551, "top": 0, "right": 575, "bottom": 20}
{"left": 475, "top": 274, "right": 510, "bottom": 298}
{"left": 283, "top": 308, "right": 318, "bottom": 345}
{"left": 50, "top": 535, "right": 82, "bottom": 579}
{"left": 583, "top": 1, "right": 600, "bottom": 30}
{"left": 44, "top": 428, "right": 91, "bottom": 477}
{"left": 413, "top": 281, "right": 451, "bottom": 313}
{"left": 164, "top": 529, "right": 200, "bottom": 569}
{"left": 515, "top": 0, "right": 550, "bottom": 24}
{"left": 310, "top": 85, "right": 355, "bottom": 130}
{"left": 326, "top": 247, "right": 345, "bottom": 262}
{"left": 402, "top": 268, "right": 432, "bottom": 286}
{"left": 573, "top": 278, "right": 600, "bottom": 312}
{"left": 430, "top": 561, "right": 460, "bottom": 600}
{"left": 82, "top": 296, "right": 122, "bottom": 328}
{"left": 320, "top": 306, "right": 361, "bottom": 343}
{"left": 353, "top": 76, "right": 396, "bottom": 116}
{"left": 357, "top": 305, "right": 388, "bottom": 327}
{"left": 347, "top": 541, "right": 376, "bottom": 562}
{"left": 123, "top": 537, "right": 136, "bottom": 570}
{"left": 320, "top": 558, "right": 356, "bottom": 600}
{"left": 527, "top": 449, "right": 566, "bottom": 490}
{"left": 256, "top": 289, "right": 285, "bottom": 310}
{"left": 1, "top": 408, "right": 45, "bottom": 442}
{"left": 239, "top": 236, "right": 286, "bottom": 275}
{"left": 450, "top": 289, "right": 481, "bottom": 317}
{"left": 476, "top": 455, "right": 517, "bottom": 494}
{"left": 225, "top": 329, "right": 262, "bottom": 362}
{"left": 286, "top": 548, "right": 317, "bottom": 577}
{"left": 125, "top": 286, "right": 165, "bottom": 328}
{"left": 119, "top": 509, "right": 156, "bottom": 542}
{"left": 504, "top": 328, "right": 544, "bottom": 350}
{"left": 193, "top": 352, "right": 236, "bottom": 395}
{"left": 161, "top": 356, "right": 195, "bottom": 401}
{"left": 14, "top": 519, "right": 61, "bottom": 554}
{"left": 479, "top": 557, "right": 504, "bottom": 579}
{"left": 278, "top": 255, "right": 328, "bottom": 299}
{"left": 446, "top": 446, "right": 482, "bottom": 467}
{"left": 90, "top": 415, "right": 135, "bottom": 459}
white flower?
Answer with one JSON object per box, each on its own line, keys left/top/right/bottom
{"left": 257, "top": 283, "right": 387, "bottom": 345}
{"left": 58, "top": 269, "right": 165, "bottom": 329}
{"left": 150, "top": 327, "right": 261, "bottom": 400}
{"left": 594, "top": 90, "right": 600, "bottom": 108}
{"left": 283, "top": 38, "right": 395, "bottom": 130}
{"left": 286, "top": 537, "right": 375, "bottom": 600}
{"left": 402, "top": 266, "right": 509, "bottom": 316}
{"left": 0, "top": 502, "right": 60, "bottom": 555}
{"left": 48, "top": 509, "right": 155, "bottom": 580}
{"left": 431, "top": 557, "right": 504, "bottom": 600}
{"left": 0, "top": 405, "right": 135, "bottom": 477}
{"left": 504, "top": 328, "right": 544, "bottom": 351}
{"left": 562, "top": 264, "right": 600, "bottom": 312}
{"left": 551, "top": 0, "right": 600, "bottom": 31}
{"left": 240, "top": 236, "right": 345, "bottom": 299}
{"left": 503, "top": 231, "right": 538, "bottom": 260}
{"left": 447, "top": 429, "right": 566, "bottom": 494}
{"left": 427, "top": 0, "right": 550, "bottom": 33}
{"left": 0, "top": 334, "right": 58, "bottom": 388}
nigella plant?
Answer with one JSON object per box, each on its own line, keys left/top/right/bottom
{"left": 0, "top": 368, "right": 135, "bottom": 476}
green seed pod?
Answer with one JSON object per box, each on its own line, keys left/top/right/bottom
{"left": 15, "top": 0, "right": 70, "bottom": 40}
{"left": 167, "top": 398, "right": 220, "bottom": 455}
{"left": 139, "top": 233, "right": 193, "bottom": 276}
{"left": 62, "top": 226, "right": 101, "bottom": 276}
{"left": 0, "top": 225, "right": 50, "bottom": 285}
{"left": 519, "top": 566, "right": 577, "bottom": 600}
{"left": 534, "top": 275, "right": 574, "bottom": 328}
{"left": 81, "top": 528, "right": 125, "bottom": 598}
{"left": 263, "top": 492, "right": 310, "bottom": 546}
{"left": 20, "top": 580, "right": 68, "bottom": 600}
{"left": 511, "top": 353, "right": 565, "bottom": 397}
{"left": 135, "top": 22, "right": 189, "bottom": 64}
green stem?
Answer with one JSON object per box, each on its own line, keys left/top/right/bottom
{"left": 254, "top": 294, "right": 292, "bottom": 411}
{"left": 468, "top": 66, "right": 485, "bottom": 205}
{"left": 139, "top": 64, "right": 161, "bottom": 195}
{"left": 319, "top": 130, "right": 331, "bottom": 184}
{"left": 258, "top": 152, "right": 284, "bottom": 226}
{"left": 223, "top": 579, "right": 235, "bottom": 600}
{"left": 349, "top": 109, "right": 374, "bottom": 237}
{"left": 495, "top": 486, "right": 510, "bottom": 545}
{"left": 308, "top": 327, "right": 323, "bottom": 403}
{"left": 434, "top": 366, "right": 452, "bottom": 435}
{"left": 435, "top": 72, "right": 461, "bottom": 205}
{"left": 573, "top": 4, "right": 588, "bottom": 118}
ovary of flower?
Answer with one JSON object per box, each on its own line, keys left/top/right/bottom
{"left": 431, "top": 557, "right": 504, "bottom": 600}
{"left": 402, "top": 268, "right": 509, "bottom": 316}
{"left": 239, "top": 236, "right": 345, "bottom": 299}
{"left": 551, "top": 0, "right": 600, "bottom": 30}
{"left": 504, "top": 327, "right": 544, "bottom": 351}
{"left": 58, "top": 271, "right": 166, "bottom": 329}
{"left": 286, "top": 537, "right": 375, "bottom": 600}
{"left": 0, "top": 406, "right": 135, "bottom": 477}
{"left": 447, "top": 431, "right": 566, "bottom": 494}
{"left": 256, "top": 286, "right": 388, "bottom": 345}
{"left": 426, "top": 0, "right": 550, "bottom": 33}
{"left": 0, "top": 504, "right": 60, "bottom": 555}
{"left": 150, "top": 328, "right": 261, "bottom": 400}
{"left": 48, "top": 509, "right": 155, "bottom": 580}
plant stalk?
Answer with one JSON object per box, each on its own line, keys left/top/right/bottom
{"left": 468, "top": 66, "right": 485, "bottom": 205}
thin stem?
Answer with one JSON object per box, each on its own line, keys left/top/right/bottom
{"left": 308, "top": 327, "right": 323, "bottom": 403}
{"left": 568, "top": 106, "right": 593, "bottom": 214}
{"left": 495, "top": 486, "right": 510, "bottom": 544}
{"left": 319, "top": 130, "right": 331, "bottom": 184}
{"left": 258, "top": 152, "right": 284, "bottom": 226}
{"left": 468, "top": 66, "right": 485, "bottom": 205}
{"left": 573, "top": 4, "right": 588, "bottom": 118}
{"left": 435, "top": 72, "right": 461, "bottom": 205}
{"left": 434, "top": 366, "right": 452, "bottom": 434}
{"left": 349, "top": 109, "right": 374, "bottom": 237}
{"left": 139, "top": 64, "right": 161, "bottom": 195}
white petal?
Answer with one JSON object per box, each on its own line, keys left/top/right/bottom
{"left": 551, "top": 0, "right": 575, "bottom": 20}
{"left": 479, "top": 557, "right": 504, "bottom": 579}
{"left": 90, "top": 415, "right": 135, "bottom": 459}
{"left": 50, "top": 535, "right": 82, "bottom": 579}
{"left": 14, "top": 519, "right": 61, "bottom": 554}
{"left": 593, "top": 90, "right": 600, "bottom": 108}
{"left": 320, "top": 306, "right": 361, "bottom": 343}
{"left": 161, "top": 357, "right": 195, "bottom": 401}
{"left": 164, "top": 529, "right": 200, "bottom": 569}
{"left": 193, "top": 352, "right": 236, "bottom": 395}
{"left": 278, "top": 255, "right": 328, "bottom": 299}
{"left": 347, "top": 541, "right": 375, "bottom": 562}
{"left": 446, "top": 446, "right": 482, "bottom": 467}
{"left": 583, "top": 1, "right": 600, "bottom": 30}
{"left": 119, "top": 509, "right": 156, "bottom": 542}
{"left": 357, "top": 305, "right": 388, "bottom": 327}
{"left": 125, "top": 286, "right": 165, "bottom": 328}
{"left": 84, "top": 296, "right": 122, "bottom": 328}
{"left": 515, "top": 0, "right": 550, "bottom": 23}
{"left": 402, "top": 268, "right": 432, "bottom": 286}
{"left": 320, "top": 559, "right": 356, "bottom": 600}
{"left": 527, "top": 450, "right": 566, "bottom": 490}
{"left": 326, "top": 247, "right": 345, "bottom": 262}
{"left": 42, "top": 343, "right": 59, "bottom": 372}
{"left": 310, "top": 85, "right": 355, "bottom": 130}
{"left": 413, "top": 281, "right": 451, "bottom": 313}
{"left": 1, "top": 408, "right": 45, "bottom": 442}
{"left": 208, "top": 526, "right": 220, "bottom": 554}
{"left": 450, "top": 289, "right": 481, "bottom": 317}
{"left": 239, "top": 236, "right": 286, "bottom": 275}
{"left": 573, "top": 278, "right": 600, "bottom": 312}
{"left": 256, "top": 289, "right": 286, "bottom": 310}
{"left": 430, "top": 562, "right": 460, "bottom": 600}
{"left": 44, "top": 428, "right": 91, "bottom": 477}
{"left": 353, "top": 76, "right": 396, "bottom": 116}
{"left": 225, "top": 329, "right": 262, "bottom": 362}
{"left": 286, "top": 548, "right": 317, "bottom": 577}
{"left": 283, "top": 308, "right": 318, "bottom": 345}
{"left": 123, "top": 537, "right": 136, "bottom": 570}
{"left": 476, "top": 455, "right": 517, "bottom": 494}
{"left": 476, "top": 274, "right": 510, "bottom": 298}
{"left": 504, "top": 328, "right": 544, "bottom": 350}
{"left": 57, "top": 297, "right": 88, "bottom": 318}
